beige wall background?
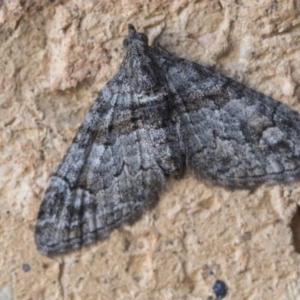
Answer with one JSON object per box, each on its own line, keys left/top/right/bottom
{"left": 1, "top": 0, "right": 300, "bottom": 299}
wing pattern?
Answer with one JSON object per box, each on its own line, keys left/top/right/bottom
{"left": 35, "top": 24, "right": 300, "bottom": 255}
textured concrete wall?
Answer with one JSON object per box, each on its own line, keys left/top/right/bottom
{"left": 1, "top": 0, "right": 300, "bottom": 299}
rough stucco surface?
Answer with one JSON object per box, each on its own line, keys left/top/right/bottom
{"left": 1, "top": 0, "right": 300, "bottom": 299}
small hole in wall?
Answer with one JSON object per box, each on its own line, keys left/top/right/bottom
{"left": 290, "top": 205, "right": 300, "bottom": 253}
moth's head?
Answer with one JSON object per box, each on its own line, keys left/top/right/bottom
{"left": 123, "top": 24, "right": 149, "bottom": 49}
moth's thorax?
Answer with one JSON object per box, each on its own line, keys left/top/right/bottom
{"left": 122, "top": 48, "right": 161, "bottom": 94}
{"left": 125, "top": 42, "right": 150, "bottom": 57}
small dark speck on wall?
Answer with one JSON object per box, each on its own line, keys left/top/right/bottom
{"left": 213, "top": 280, "right": 228, "bottom": 299}
{"left": 22, "top": 263, "right": 31, "bottom": 272}
{"left": 291, "top": 205, "right": 300, "bottom": 253}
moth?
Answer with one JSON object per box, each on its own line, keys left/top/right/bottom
{"left": 35, "top": 24, "right": 300, "bottom": 255}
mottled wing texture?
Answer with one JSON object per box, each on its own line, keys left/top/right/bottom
{"left": 36, "top": 24, "right": 300, "bottom": 256}
{"left": 154, "top": 47, "right": 300, "bottom": 187}
{"left": 35, "top": 55, "right": 183, "bottom": 256}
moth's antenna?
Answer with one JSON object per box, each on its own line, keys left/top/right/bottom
{"left": 128, "top": 24, "right": 136, "bottom": 35}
